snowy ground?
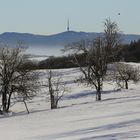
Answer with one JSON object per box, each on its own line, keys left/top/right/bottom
{"left": 1, "top": 66, "right": 140, "bottom": 140}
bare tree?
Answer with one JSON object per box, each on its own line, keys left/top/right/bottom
{"left": 63, "top": 18, "right": 120, "bottom": 101}
{"left": 113, "top": 63, "right": 140, "bottom": 89}
{"left": 104, "top": 18, "right": 120, "bottom": 58}
{"left": 0, "top": 47, "right": 39, "bottom": 113}
{"left": 44, "top": 70, "right": 67, "bottom": 109}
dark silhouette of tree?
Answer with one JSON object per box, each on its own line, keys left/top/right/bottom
{"left": 0, "top": 47, "right": 39, "bottom": 113}
{"left": 63, "top": 18, "right": 120, "bottom": 101}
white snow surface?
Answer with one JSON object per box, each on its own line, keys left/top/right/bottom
{"left": 1, "top": 65, "right": 140, "bottom": 140}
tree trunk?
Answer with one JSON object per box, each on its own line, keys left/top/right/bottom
{"left": 96, "top": 89, "right": 101, "bottom": 101}
{"left": 51, "top": 95, "right": 57, "bottom": 109}
{"left": 125, "top": 80, "right": 128, "bottom": 89}
{"left": 23, "top": 100, "right": 30, "bottom": 114}
{"left": 48, "top": 73, "right": 57, "bottom": 109}
{"left": 2, "top": 92, "right": 7, "bottom": 112}
{"left": 51, "top": 104, "right": 57, "bottom": 109}
{"left": 6, "top": 92, "right": 12, "bottom": 112}
{"left": 96, "top": 79, "right": 102, "bottom": 101}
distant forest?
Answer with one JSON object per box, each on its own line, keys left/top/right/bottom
{"left": 120, "top": 39, "right": 140, "bottom": 62}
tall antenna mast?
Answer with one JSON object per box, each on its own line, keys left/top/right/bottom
{"left": 67, "top": 19, "right": 70, "bottom": 32}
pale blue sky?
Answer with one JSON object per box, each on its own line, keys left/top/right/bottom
{"left": 0, "top": 0, "right": 139, "bottom": 35}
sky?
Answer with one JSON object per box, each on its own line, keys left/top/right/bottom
{"left": 0, "top": 0, "right": 139, "bottom": 35}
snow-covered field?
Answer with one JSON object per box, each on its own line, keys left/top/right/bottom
{"left": 1, "top": 66, "right": 140, "bottom": 140}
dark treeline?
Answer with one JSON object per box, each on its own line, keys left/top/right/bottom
{"left": 38, "top": 54, "right": 86, "bottom": 69}
{"left": 120, "top": 39, "right": 140, "bottom": 62}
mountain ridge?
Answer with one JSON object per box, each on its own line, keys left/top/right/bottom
{"left": 0, "top": 31, "right": 140, "bottom": 46}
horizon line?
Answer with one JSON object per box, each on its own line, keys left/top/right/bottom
{"left": 0, "top": 31, "right": 140, "bottom": 36}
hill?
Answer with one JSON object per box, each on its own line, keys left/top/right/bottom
{"left": 0, "top": 31, "right": 140, "bottom": 46}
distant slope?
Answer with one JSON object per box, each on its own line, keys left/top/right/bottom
{"left": 0, "top": 31, "right": 140, "bottom": 46}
